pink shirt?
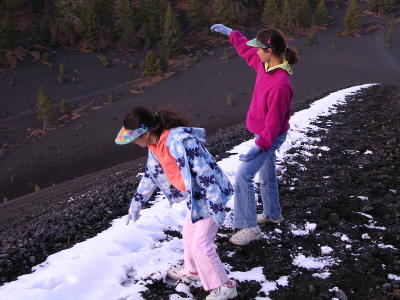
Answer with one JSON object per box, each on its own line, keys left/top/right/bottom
{"left": 229, "top": 30, "right": 293, "bottom": 151}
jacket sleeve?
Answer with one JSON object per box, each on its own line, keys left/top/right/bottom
{"left": 185, "top": 138, "right": 226, "bottom": 224}
{"left": 129, "top": 166, "right": 157, "bottom": 212}
{"left": 255, "top": 87, "right": 291, "bottom": 151}
{"left": 229, "top": 30, "right": 260, "bottom": 71}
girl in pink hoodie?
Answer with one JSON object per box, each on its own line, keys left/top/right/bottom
{"left": 211, "top": 24, "right": 299, "bottom": 246}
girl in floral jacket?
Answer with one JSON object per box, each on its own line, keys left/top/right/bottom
{"left": 115, "top": 106, "right": 237, "bottom": 300}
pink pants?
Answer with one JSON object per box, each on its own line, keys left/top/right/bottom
{"left": 182, "top": 211, "right": 229, "bottom": 291}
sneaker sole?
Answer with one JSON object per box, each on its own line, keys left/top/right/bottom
{"left": 229, "top": 233, "right": 262, "bottom": 246}
{"left": 257, "top": 218, "right": 283, "bottom": 224}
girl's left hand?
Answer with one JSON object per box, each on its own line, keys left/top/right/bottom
{"left": 210, "top": 24, "right": 232, "bottom": 36}
{"left": 239, "top": 145, "right": 261, "bottom": 161}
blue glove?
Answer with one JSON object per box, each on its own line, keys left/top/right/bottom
{"left": 210, "top": 24, "right": 232, "bottom": 36}
{"left": 126, "top": 207, "right": 140, "bottom": 225}
{"left": 239, "top": 145, "right": 262, "bottom": 161}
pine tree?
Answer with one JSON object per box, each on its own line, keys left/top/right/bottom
{"left": 114, "top": 0, "right": 137, "bottom": 47}
{"left": 261, "top": 0, "right": 281, "bottom": 27}
{"left": 32, "top": 0, "right": 45, "bottom": 13}
{"left": 36, "top": 88, "right": 54, "bottom": 130}
{"left": 336, "top": 0, "right": 344, "bottom": 8}
{"left": 188, "top": 0, "right": 207, "bottom": 30}
{"left": 368, "top": 0, "right": 379, "bottom": 11}
{"left": 79, "top": 1, "right": 101, "bottom": 50}
{"left": 372, "top": 0, "right": 396, "bottom": 15}
{"left": 212, "top": 0, "right": 232, "bottom": 25}
{"left": 298, "top": 0, "right": 312, "bottom": 29}
{"left": 344, "top": 0, "right": 360, "bottom": 34}
{"left": 139, "top": 0, "right": 162, "bottom": 49}
{"left": 161, "top": 3, "right": 182, "bottom": 59}
{"left": 54, "top": 0, "right": 78, "bottom": 44}
{"left": 281, "top": 0, "right": 294, "bottom": 34}
{"left": 308, "top": 0, "right": 319, "bottom": 11}
{"left": 142, "top": 50, "right": 158, "bottom": 77}
{"left": 60, "top": 99, "right": 71, "bottom": 115}
{"left": 314, "top": 0, "right": 328, "bottom": 26}
{"left": 0, "top": 15, "right": 19, "bottom": 51}
{"left": 39, "top": 12, "right": 51, "bottom": 45}
{"left": 385, "top": 23, "right": 393, "bottom": 47}
{"left": 94, "top": 0, "right": 113, "bottom": 31}
{"left": 159, "top": 51, "right": 168, "bottom": 73}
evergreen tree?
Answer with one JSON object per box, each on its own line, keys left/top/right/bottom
{"left": 212, "top": 0, "right": 232, "bottom": 25}
{"left": 336, "top": 0, "right": 344, "bottom": 8}
{"left": 54, "top": 0, "right": 78, "bottom": 44}
{"left": 188, "top": 0, "right": 207, "bottom": 30}
{"left": 382, "top": 0, "right": 395, "bottom": 13}
{"left": 314, "top": 0, "right": 328, "bottom": 26}
{"left": 60, "top": 99, "right": 71, "bottom": 115}
{"left": 308, "top": 0, "right": 319, "bottom": 11}
{"left": 161, "top": 3, "right": 182, "bottom": 59}
{"left": 32, "top": 0, "right": 45, "bottom": 13}
{"left": 36, "top": 88, "right": 54, "bottom": 130}
{"left": 95, "top": 0, "right": 114, "bottom": 31}
{"left": 0, "top": 15, "right": 19, "bottom": 51}
{"left": 79, "top": 1, "right": 101, "bottom": 50}
{"left": 159, "top": 51, "right": 168, "bottom": 73}
{"left": 281, "top": 0, "right": 294, "bottom": 34}
{"left": 368, "top": 0, "right": 378, "bottom": 11}
{"left": 142, "top": 50, "right": 158, "bottom": 77}
{"left": 298, "top": 0, "right": 312, "bottom": 29}
{"left": 344, "top": 0, "right": 360, "bottom": 34}
{"left": 261, "top": 0, "right": 281, "bottom": 27}
{"left": 385, "top": 23, "right": 393, "bottom": 47}
{"left": 369, "top": 0, "right": 395, "bottom": 15}
{"left": 139, "top": 0, "right": 162, "bottom": 49}
{"left": 39, "top": 12, "right": 51, "bottom": 45}
{"left": 114, "top": 0, "right": 137, "bottom": 47}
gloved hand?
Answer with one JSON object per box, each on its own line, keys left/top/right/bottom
{"left": 210, "top": 24, "right": 232, "bottom": 36}
{"left": 239, "top": 145, "right": 262, "bottom": 161}
{"left": 126, "top": 208, "right": 140, "bottom": 225}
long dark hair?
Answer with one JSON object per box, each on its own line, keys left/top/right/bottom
{"left": 256, "top": 27, "right": 299, "bottom": 65}
{"left": 123, "top": 106, "right": 189, "bottom": 137}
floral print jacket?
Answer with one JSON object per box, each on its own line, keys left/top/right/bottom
{"left": 129, "top": 127, "right": 234, "bottom": 225}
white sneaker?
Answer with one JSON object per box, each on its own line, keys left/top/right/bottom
{"left": 167, "top": 265, "right": 200, "bottom": 281}
{"left": 229, "top": 227, "right": 262, "bottom": 246}
{"left": 257, "top": 214, "right": 283, "bottom": 224}
{"left": 206, "top": 280, "right": 238, "bottom": 300}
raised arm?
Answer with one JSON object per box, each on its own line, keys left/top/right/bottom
{"left": 229, "top": 30, "right": 260, "bottom": 70}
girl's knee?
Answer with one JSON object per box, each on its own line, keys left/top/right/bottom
{"left": 236, "top": 168, "right": 254, "bottom": 181}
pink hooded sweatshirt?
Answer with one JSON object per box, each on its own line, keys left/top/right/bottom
{"left": 229, "top": 30, "right": 293, "bottom": 152}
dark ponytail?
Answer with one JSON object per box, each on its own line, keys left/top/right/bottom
{"left": 256, "top": 27, "right": 299, "bottom": 65}
{"left": 123, "top": 106, "right": 189, "bottom": 137}
{"left": 284, "top": 46, "right": 298, "bottom": 65}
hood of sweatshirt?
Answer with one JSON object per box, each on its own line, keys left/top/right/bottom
{"left": 264, "top": 60, "right": 293, "bottom": 75}
{"left": 167, "top": 127, "right": 206, "bottom": 146}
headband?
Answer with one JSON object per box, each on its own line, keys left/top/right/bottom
{"left": 115, "top": 124, "right": 149, "bottom": 145}
{"left": 246, "top": 38, "right": 270, "bottom": 49}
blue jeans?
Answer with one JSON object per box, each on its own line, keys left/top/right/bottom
{"left": 233, "top": 133, "right": 287, "bottom": 228}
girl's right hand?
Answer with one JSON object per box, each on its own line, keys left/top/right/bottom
{"left": 210, "top": 24, "right": 232, "bottom": 36}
